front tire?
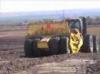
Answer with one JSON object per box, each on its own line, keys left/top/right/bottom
{"left": 24, "top": 38, "right": 33, "bottom": 57}
{"left": 58, "top": 36, "right": 70, "bottom": 54}
{"left": 49, "top": 37, "right": 59, "bottom": 55}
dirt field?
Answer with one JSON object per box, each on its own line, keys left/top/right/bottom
{"left": 88, "top": 25, "right": 100, "bottom": 36}
{"left": 0, "top": 25, "right": 100, "bottom": 74}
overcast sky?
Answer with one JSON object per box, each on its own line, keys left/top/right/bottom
{"left": 1, "top": 0, "right": 100, "bottom": 13}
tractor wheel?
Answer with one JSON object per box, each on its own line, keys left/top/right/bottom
{"left": 24, "top": 38, "right": 33, "bottom": 57}
{"left": 81, "top": 35, "right": 93, "bottom": 53}
{"left": 93, "top": 36, "right": 99, "bottom": 53}
{"left": 32, "top": 38, "right": 43, "bottom": 57}
{"left": 48, "top": 37, "right": 59, "bottom": 55}
{"left": 59, "top": 37, "right": 70, "bottom": 54}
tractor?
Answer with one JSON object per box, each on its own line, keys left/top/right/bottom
{"left": 24, "top": 17, "right": 99, "bottom": 57}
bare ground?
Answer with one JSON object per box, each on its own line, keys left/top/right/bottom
{"left": 0, "top": 25, "right": 100, "bottom": 74}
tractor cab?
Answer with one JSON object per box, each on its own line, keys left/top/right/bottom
{"left": 67, "top": 17, "right": 87, "bottom": 36}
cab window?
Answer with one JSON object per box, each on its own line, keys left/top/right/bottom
{"left": 69, "top": 20, "right": 81, "bottom": 32}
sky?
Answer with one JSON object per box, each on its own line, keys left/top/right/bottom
{"left": 0, "top": 0, "right": 100, "bottom": 13}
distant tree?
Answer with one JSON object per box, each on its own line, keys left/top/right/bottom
{"left": 86, "top": 16, "right": 93, "bottom": 25}
{"left": 95, "top": 16, "right": 100, "bottom": 25}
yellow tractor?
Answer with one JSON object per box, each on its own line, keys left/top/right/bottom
{"left": 24, "top": 17, "right": 99, "bottom": 57}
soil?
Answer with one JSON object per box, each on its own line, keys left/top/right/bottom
{"left": 0, "top": 26, "right": 100, "bottom": 74}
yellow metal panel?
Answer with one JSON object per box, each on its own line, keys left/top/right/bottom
{"left": 37, "top": 41, "right": 49, "bottom": 48}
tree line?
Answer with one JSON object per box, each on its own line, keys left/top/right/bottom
{"left": 86, "top": 16, "right": 100, "bottom": 25}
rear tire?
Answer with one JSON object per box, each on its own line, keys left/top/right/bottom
{"left": 93, "top": 36, "right": 99, "bottom": 53}
{"left": 81, "top": 35, "right": 93, "bottom": 53}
